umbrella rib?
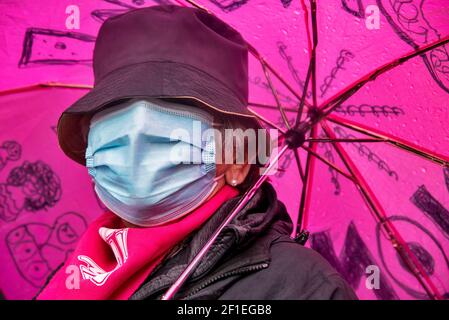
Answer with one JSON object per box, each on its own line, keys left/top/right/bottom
{"left": 319, "top": 35, "right": 449, "bottom": 118}
{"left": 306, "top": 137, "right": 386, "bottom": 143}
{"left": 327, "top": 115, "right": 449, "bottom": 166}
{"left": 247, "top": 107, "right": 287, "bottom": 134}
{"left": 260, "top": 59, "right": 291, "bottom": 129}
{"left": 294, "top": 0, "right": 316, "bottom": 127}
{"left": 248, "top": 102, "right": 449, "bottom": 166}
{"left": 300, "top": 0, "right": 313, "bottom": 59}
{"left": 294, "top": 51, "right": 314, "bottom": 128}
{"left": 300, "top": 145, "right": 355, "bottom": 181}
{"left": 249, "top": 102, "right": 298, "bottom": 113}
{"left": 295, "top": 126, "right": 319, "bottom": 235}
{"left": 0, "top": 82, "right": 92, "bottom": 96}
{"left": 246, "top": 108, "right": 306, "bottom": 185}
{"left": 247, "top": 40, "right": 314, "bottom": 108}
{"left": 320, "top": 120, "right": 443, "bottom": 300}
{"left": 252, "top": 46, "right": 313, "bottom": 107}
{"left": 293, "top": 149, "right": 306, "bottom": 184}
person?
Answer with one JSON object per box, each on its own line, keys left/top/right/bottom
{"left": 36, "top": 4, "right": 357, "bottom": 300}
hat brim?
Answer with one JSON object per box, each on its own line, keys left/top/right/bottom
{"left": 58, "top": 60, "right": 255, "bottom": 165}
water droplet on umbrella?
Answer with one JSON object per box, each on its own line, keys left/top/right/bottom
{"left": 54, "top": 42, "right": 66, "bottom": 50}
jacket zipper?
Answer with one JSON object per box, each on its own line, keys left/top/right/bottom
{"left": 180, "top": 262, "right": 269, "bottom": 299}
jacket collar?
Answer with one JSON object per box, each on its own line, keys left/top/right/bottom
{"left": 130, "top": 182, "right": 292, "bottom": 299}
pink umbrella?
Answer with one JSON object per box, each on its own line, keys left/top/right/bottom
{"left": 0, "top": 0, "right": 448, "bottom": 300}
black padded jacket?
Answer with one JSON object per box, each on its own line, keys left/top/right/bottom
{"left": 129, "top": 182, "right": 358, "bottom": 300}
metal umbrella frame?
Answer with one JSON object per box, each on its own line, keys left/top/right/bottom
{"left": 161, "top": 0, "right": 449, "bottom": 300}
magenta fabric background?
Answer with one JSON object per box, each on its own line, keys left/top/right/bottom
{"left": 0, "top": 0, "right": 448, "bottom": 299}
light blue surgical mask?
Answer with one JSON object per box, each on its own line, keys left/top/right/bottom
{"left": 85, "top": 98, "right": 221, "bottom": 227}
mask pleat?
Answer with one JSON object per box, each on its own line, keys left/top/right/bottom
{"left": 86, "top": 98, "right": 219, "bottom": 227}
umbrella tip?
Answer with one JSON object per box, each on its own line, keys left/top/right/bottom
{"left": 293, "top": 230, "right": 310, "bottom": 245}
{"left": 285, "top": 128, "right": 306, "bottom": 149}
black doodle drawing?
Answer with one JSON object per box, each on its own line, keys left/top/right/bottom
{"left": 310, "top": 222, "right": 399, "bottom": 299}
{"left": 103, "top": 0, "right": 163, "bottom": 9}
{"left": 91, "top": 9, "right": 129, "bottom": 23}
{"left": 19, "top": 1, "right": 178, "bottom": 65}
{"left": 397, "top": 242, "right": 434, "bottom": 275}
{"left": 277, "top": 41, "right": 312, "bottom": 98}
{"left": 92, "top": 1, "right": 176, "bottom": 22}
{"left": 411, "top": 185, "right": 449, "bottom": 239}
{"left": 0, "top": 161, "right": 62, "bottom": 222}
{"left": 6, "top": 212, "right": 88, "bottom": 288}
{"left": 0, "top": 141, "right": 22, "bottom": 172}
{"left": 207, "top": 0, "right": 249, "bottom": 12}
{"left": 103, "top": 0, "right": 148, "bottom": 8}
{"left": 98, "top": 0, "right": 173, "bottom": 12}
{"left": 376, "top": 0, "right": 449, "bottom": 93}
{"left": 341, "top": 0, "right": 365, "bottom": 18}
{"left": 19, "top": 28, "right": 96, "bottom": 67}
{"left": 334, "top": 104, "right": 405, "bottom": 118}
{"left": 275, "top": 151, "right": 293, "bottom": 178}
{"left": 280, "top": 0, "right": 292, "bottom": 9}
{"left": 333, "top": 126, "right": 399, "bottom": 180}
{"left": 249, "top": 76, "right": 298, "bottom": 106}
{"left": 381, "top": 175, "right": 449, "bottom": 298}
{"left": 376, "top": 215, "right": 449, "bottom": 299}
{"left": 103, "top": 0, "right": 173, "bottom": 8}
{"left": 320, "top": 49, "right": 355, "bottom": 97}
{"left": 317, "top": 135, "right": 341, "bottom": 195}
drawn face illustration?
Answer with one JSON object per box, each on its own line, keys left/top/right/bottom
{"left": 0, "top": 141, "right": 21, "bottom": 171}
{"left": 6, "top": 212, "right": 88, "bottom": 288}
{"left": 0, "top": 161, "right": 61, "bottom": 222}
{"left": 51, "top": 213, "right": 87, "bottom": 245}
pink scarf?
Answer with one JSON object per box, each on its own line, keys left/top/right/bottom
{"left": 37, "top": 185, "right": 238, "bottom": 300}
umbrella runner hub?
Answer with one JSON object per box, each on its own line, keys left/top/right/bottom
{"left": 285, "top": 127, "right": 307, "bottom": 149}
{"left": 307, "top": 106, "right": 323, "bottom": 122}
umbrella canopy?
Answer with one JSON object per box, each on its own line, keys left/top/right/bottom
{"left": 0, "top": 0, "right": 448, "bottom": 300}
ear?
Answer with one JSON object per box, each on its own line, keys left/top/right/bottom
{"left": 224, "top": 163, "right": 252, "bottom": 187}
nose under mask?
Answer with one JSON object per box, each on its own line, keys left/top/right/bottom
{"left": 86, "top": 98, "right": 222, "bottom": 227}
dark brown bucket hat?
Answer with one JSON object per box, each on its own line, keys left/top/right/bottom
{"left": 58, "top": 4, "right": 255, "bottom": 165}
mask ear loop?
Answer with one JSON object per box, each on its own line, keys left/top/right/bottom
{"left": 200, "top": 173, "right": 226, "bottom": 205}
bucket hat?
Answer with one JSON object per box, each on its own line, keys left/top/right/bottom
{"left": 57, "top": 4, "right": 255, "bottom": 165}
